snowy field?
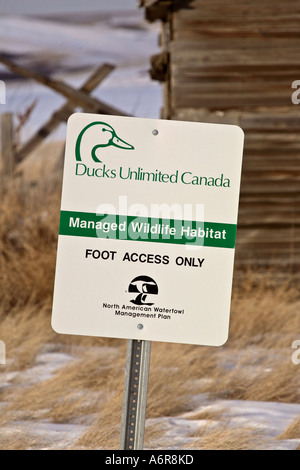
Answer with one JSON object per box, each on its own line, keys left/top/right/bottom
{"left": 1, "top": 338, "right": 299, "bottom": 450}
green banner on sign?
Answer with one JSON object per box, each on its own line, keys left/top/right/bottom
{"left": 59, "top": 210, "right": 236, "bottom": 249}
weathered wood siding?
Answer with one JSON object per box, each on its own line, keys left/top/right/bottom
{"left": 142, "top": 0, "right": 300, "bottom": 270}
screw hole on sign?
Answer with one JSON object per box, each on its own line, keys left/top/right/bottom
{"left": 152, "top": 129, "right": 158, "bottom": 136}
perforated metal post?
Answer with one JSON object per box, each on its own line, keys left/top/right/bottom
{"left": 120, "top": 339, "right": 151, "bottom": 450}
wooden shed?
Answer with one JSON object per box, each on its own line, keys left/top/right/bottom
{"left": 140, "top": 0, "right": 300, "bottom": 271}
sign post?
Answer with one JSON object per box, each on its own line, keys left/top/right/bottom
{"left": 51, "top": 113, "right": 244, "bottom": 448}
{"left": 120, "top": 339, "right": 151, "bottom": 450}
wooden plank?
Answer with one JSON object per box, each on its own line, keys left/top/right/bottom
{"left": 173, "top": 15, "right": 300, "bottom": 29}
{"left": 236, "top": 251, "right": 300, "bottom": 260}
{"left": 244, "top": 148, "right": 300, "bottom": 157}
{"left": 173, "top": 6, "right": 300, "bottom": 19}
{"left": 173, "top": 14, "right": 300, "bottom": 26}
{"left": 238, "top": 232, "right": 300, "bottom": 240}
{"left": 172, "top": 63, "right": 299, "bottom": 74}
{"left": 239, "top": 196, "right": 300, "bottom": 205}
{"left": 241, "top": 114, "right": 300, "bottom": 131}
{"left": 242, "top": 154, "right": 300, "bottom": 161}
{"left": 171, "top": 107, "right": 300, "bottom": 125}
{"left": 244, "top": 142, "right": 300, "bottom": 152}
{"left": 244, "top": 132, "right": 300, "bottom": 143}
{"left": 239, "top": 213, "right": 300, "bottom": 222}
{"left": 239, "top": 196, "right": 300, "bottom": 204}
{"left": 173, "top": 70, "right": 298, "bottom": 84}
{"left": 237, "top": 237, "right": 300, "bottom": 245}
{"left": 171, "top": 38, "right": 300, "bottom": 51}
{"left": 238, "top": 213, "right": 300, "bottom": 221}
{"left": 0, "top": 113, "right": 14, "bottom": 186}
{"left": 235, "top": 252, "right": 300, "bottom": 261}
{"left": 15, "top": 63, "right": 115, "bottom": 162}
{"left": 174, "top": 25, "right": 300, "bottom": 40}
{"left": 237, "top": 243, "right": 300, "bottom": 250}
{"left": 239, "top": 213, "right": 300, "bottom": 220}
{"left": 172, "top": 65, "right": 299, "bottom": 79}
{"left": 235, "top": 253, "right": 300, "bottom": 262}
{"left": 0, "top": 56, "right": 129, "bottom": 117}
{"left": 188, "top": 0, "right": 300, "bottom": 7}
{"left": 240, "top": 173, "right": 300, "bottom": 182}
{"left": 236, "top": 230, "right": 300, "bottom": 242}
{"left": 172, "top": 92, "right": 293, "bottom": 108}
{"left": 242, "top": 165, "right": 300, "bottom": 173}
{"left": 236, "top": 248, "right": 300, "bottom": 257}
{"left": 242, "top": 154, "right": 300, "bottom": 162}
{"left": 238, "top": 199, "right": 300, "bottom": 208}
{"left": 171, "top": 82, "right": 294, "bottom": 95}
{"left": 236, "top": 241, "right": 300, "bottom": 249}
{"left": 170, "top": 46, "right": 300, "bottom": 65}
{"left": 239, "top": 184, "right": 300, "bottom": 194}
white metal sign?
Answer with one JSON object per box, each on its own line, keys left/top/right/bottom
{"left": 51, "top": 113, "right": 244, "bottom": 346}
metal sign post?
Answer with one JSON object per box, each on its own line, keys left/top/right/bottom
{"left": 120, "top": 339, "right": 151, "bottom": 450}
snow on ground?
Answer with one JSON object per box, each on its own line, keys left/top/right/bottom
{"left": 1, "top": 343, "right": 300, "bottom": 450}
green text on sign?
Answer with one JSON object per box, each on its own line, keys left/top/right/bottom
{"left": 59, "top": 211, "right": 237, "bottom": 249}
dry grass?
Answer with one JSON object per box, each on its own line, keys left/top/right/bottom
{"left": 0, "top": 432, "right": 49, "bottom": 451}
{"left": 187, "top": 423, "right": 268, "bottom": 450}
{"left": 0, "top": 303, "right": 55, "bottom": 371}
{"left": 0, "top": 142, "right": 299, "bottom": 449}
{"left": 278, "top": 415, "right": 300, "bottom": 440}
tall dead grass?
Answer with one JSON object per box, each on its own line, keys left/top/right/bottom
{"left": 0, "top": 144, "right": 299, "bottom": 449}
{"left": 0, "top": 183, "right": 60, "bottom": 311}
{"left": 187, "top": 423, "right": 269, "bottom": 450}
{"left": 278, "top": 415, "right": 300, "bottom": 440}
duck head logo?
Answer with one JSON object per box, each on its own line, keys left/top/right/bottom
{"left": 75, "top": 121, "right": 134, "bottom": 163}
{"left": 128, "top": 276, "right": 158, "bottom": 306}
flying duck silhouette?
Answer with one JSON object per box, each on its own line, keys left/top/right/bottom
{"left": 128, "top": 276, "right": 158, "bottom": 306}
{"left": 75, "top": 121, "right": 134, "bottom": 163}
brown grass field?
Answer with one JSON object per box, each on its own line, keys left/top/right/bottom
{"left": 0, "top": 142, "right": 299, "bottom": 450}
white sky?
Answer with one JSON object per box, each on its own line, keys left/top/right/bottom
{"left": 0, "top": 0, "right": 138, "bottom": 15}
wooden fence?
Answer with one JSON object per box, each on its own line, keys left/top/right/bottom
{"left": 0, "top": 113, "right": 14, "bottom": 187}
{"left": 0, "top": 61, "right": 128, "bottom": 183}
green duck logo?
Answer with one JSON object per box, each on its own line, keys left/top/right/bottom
{"left": 75, "top": 121, "right": 134, "bottom": 163}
